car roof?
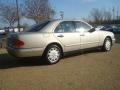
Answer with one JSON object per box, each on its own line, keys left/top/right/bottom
{"left": 48, "top": 19, "right": 87, "bottom": 23}
{"left": 49, "top": 19, "right": 92, "bottom": 28}
{"left": 39, "top": 19, "right": 93, "bottom": 33}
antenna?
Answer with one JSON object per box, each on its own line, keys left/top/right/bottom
{"left": 16, "top": 0, "right": 20, "bottom": 32}
{"left": 60, "top": 11, "right": 64, "bottom": 19}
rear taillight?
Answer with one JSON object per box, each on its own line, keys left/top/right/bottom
{"left": 13, "top": 39, "right": 24, "bottom": 47}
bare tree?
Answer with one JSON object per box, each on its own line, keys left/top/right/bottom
{"left": 25, "top": 0, "right": 55, "bottom": 23}
{"left": 0, "top": 5, "right": 18, "bottom": 27}
{"left": 86, "top": 7, "right": 120, "bottom": 24}
{"left": 90, "top": 8, "right": 103, "bottom": 24}
{"left": 103, "top": 10, "right": 112, "bottom": 21}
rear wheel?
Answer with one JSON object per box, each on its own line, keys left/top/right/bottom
{"left": 102, "top": 37, "right": 112, "bottom": 51}
{"left": 44, "top": 45, "right": 62, "bottom": 64}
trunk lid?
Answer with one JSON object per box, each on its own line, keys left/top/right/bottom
{"left": 7, "top": 32, "right": 44, "bottom": 49}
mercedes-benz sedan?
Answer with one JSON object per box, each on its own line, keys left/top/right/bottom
{"left": 7, "top": 20, "right": 115, "bottom": 64}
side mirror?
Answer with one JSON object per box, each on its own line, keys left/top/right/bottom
{"left": 89, "top": 28, "right": 95, "bottom": 33}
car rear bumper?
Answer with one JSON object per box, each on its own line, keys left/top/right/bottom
{"left": 7, "top": 47, "right": 44, "bottom": 57}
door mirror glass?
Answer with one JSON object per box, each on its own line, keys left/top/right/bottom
{"left": 89, "top": 28, "right": 95, "bottom": 32}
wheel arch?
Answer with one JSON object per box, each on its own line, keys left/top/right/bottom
{"left": 44, "top": 42, "right": 64, "bottom": 56}
{"left": 104, "top": 36, "right": 112, "bottom": 45}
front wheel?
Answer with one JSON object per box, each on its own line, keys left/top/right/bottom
{"left": 43, "top": 45, "right": 62, "bottom": 64}
{"left": 102, "top": 37, "right": 112, "bottom": 51}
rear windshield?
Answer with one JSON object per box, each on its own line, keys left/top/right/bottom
{"left": 26, "top": 21, "right": 50, "bottom": 32}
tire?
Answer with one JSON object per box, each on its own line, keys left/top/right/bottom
{"left": 102, "top": 37, "right": 112, "bottom": 51}
{"left": 43, "top": 45, "right": 62, "bottom": 64}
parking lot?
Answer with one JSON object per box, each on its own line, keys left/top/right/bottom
{"left": 0, "top": 43, "right": 120, "bottom": 90}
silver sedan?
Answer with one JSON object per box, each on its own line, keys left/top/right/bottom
{"left": 7, "top": 20, "right": 115, "bottom": 64}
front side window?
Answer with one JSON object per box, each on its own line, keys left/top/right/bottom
{"left": 55, "top": 21, "right": 75, "bottom": 33}
{"left": 75, "top": 21, "right": 91, "bottom": 32}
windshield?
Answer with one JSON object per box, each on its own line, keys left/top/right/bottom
{"left": 26, "top": 21, "right": 50, "bottom": 32}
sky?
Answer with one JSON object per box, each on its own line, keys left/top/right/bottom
{"left": 50, "top": 0, "right": 120, "bottom": 19}
{"left": 0, "top": 0, "right": 120, "bottom": 28}
{"left": 0, "top": 0, "right": 119, "bottom": 19}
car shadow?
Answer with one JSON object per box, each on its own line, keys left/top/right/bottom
{"left": 63, "top": 48, "right": 103, "bottom": 59}
{"left": 0, "top": 54, "right": 48, "bottom": 69}
{"left": 115, "top": 34, "right": 120, "bottom": 44}
{"left": 0, "top": 49, "right": 102, "bottom": 69}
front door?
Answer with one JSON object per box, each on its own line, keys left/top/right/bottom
{"left": 80, "top": 31, "right": 99, "bottom": 49}
{"left": 75, "top": 21, "right": 99, "bottom": 49}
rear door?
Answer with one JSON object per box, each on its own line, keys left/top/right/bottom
{"left": 54, "top": 21, "right": 80, "bottom": 52}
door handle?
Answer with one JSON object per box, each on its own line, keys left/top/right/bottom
{"left": 57, "top": 35, "right": 64, "bottom": 37}
{"left": 80, "top": 34, "right": 85, "bottom": 36}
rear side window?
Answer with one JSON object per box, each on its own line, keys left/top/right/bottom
{"left": 75, "top": 21, "right": 91, "bottom": 32}
{"left": 26, "top": 21, "right": 50, "bottom": 32}
{"left": 55, "top": 21, "right": 75, "bottom": 33}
